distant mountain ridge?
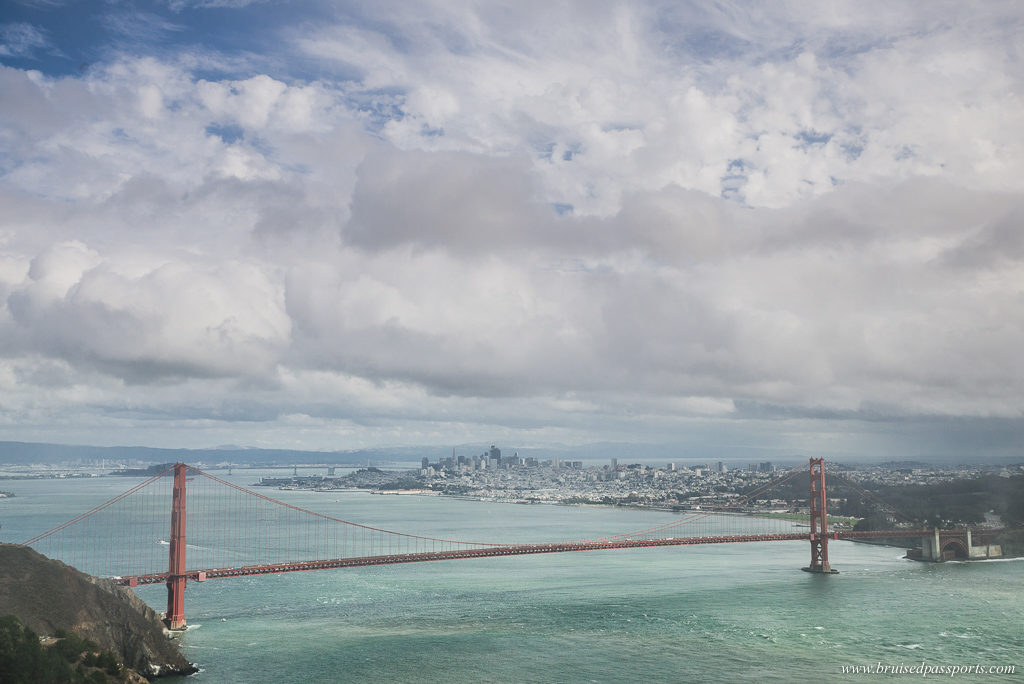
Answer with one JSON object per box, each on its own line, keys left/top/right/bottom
{"left": 0, "top": 441, "right": 420, "bottom": 466}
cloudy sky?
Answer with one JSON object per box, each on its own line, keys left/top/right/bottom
{"left": 1, "top": 1, "right": 1022, "bottom": 460}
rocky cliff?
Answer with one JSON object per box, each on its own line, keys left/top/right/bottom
{"left": 0, "top": 544, "right": 195, "bottom": 679}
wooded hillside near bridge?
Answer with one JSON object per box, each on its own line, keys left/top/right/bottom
{"left": 739, "top": 472, "right": 1024, "bottom": 528}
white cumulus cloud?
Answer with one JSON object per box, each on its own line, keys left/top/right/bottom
{"left": 1, "top": 1, "right": 1022, "bottom": 458}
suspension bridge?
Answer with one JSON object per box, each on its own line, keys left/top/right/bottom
{"left": 21, "top": 458, "right": 999, "bottom": 630}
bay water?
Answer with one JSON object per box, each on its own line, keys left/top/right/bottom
{"left": 2, "top": 473, "right": 1021, "bottom": 682}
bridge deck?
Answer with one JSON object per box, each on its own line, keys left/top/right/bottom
{"left": 115, "top": 529, "right": 943, "bottom": 585}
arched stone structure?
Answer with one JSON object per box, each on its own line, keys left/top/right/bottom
{"left": 938, "top": 537, "right": 968, "bottom": 560}
{"left": 916, "top": 528, "right": 1002, "bottom": 562}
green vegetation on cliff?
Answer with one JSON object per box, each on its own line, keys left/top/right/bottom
{"left": 0, "top": 615, "right": 123, "bottom": 684}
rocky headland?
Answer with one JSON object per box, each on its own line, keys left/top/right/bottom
{"left": 0, "top": 543, "right": 195, "bottom": 680}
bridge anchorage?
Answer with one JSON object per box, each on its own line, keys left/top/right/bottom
{"left": 907, "top": 528, "right": 1003, "bottom": 563}
{"left": 22, "top": 456, "right": 1002, "bottom": 630}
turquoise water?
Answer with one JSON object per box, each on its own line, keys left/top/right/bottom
{"left": 3, "top": 475, "right": 1022, "bottom": 682}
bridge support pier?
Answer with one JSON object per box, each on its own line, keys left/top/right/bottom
{"left": 166, "top": 463, "right": 188, "bottom": 630}
{"left": 802, "top": 457, "right": 838, "bottom": 574}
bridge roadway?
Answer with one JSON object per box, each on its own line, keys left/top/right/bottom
{"left": 115, "top": 529, "right": 936, "bottom": 586}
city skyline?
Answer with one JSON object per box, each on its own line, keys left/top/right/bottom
{"left": 1, "top": 1, "right": 1022, "bottom": 461}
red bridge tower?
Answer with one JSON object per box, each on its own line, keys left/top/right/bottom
{"left": 166, "top": 463, "right": 188, "bottom": 629}
{"left": 803, "top": 457, "right": 838, "bottom": 574}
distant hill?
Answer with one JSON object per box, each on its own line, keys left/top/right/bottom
{"left": 0, "top": 544, "right": 195, "bottom": 678}
{"left": 0, "top": 441, "right": 437, "bottom": 467}
{"left": 874, "top": 460, "right": 937, "bottom": 470}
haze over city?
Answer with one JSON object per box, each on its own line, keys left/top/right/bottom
{"left": 1, "top": 1, "right": 1022, "bottom": 461}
